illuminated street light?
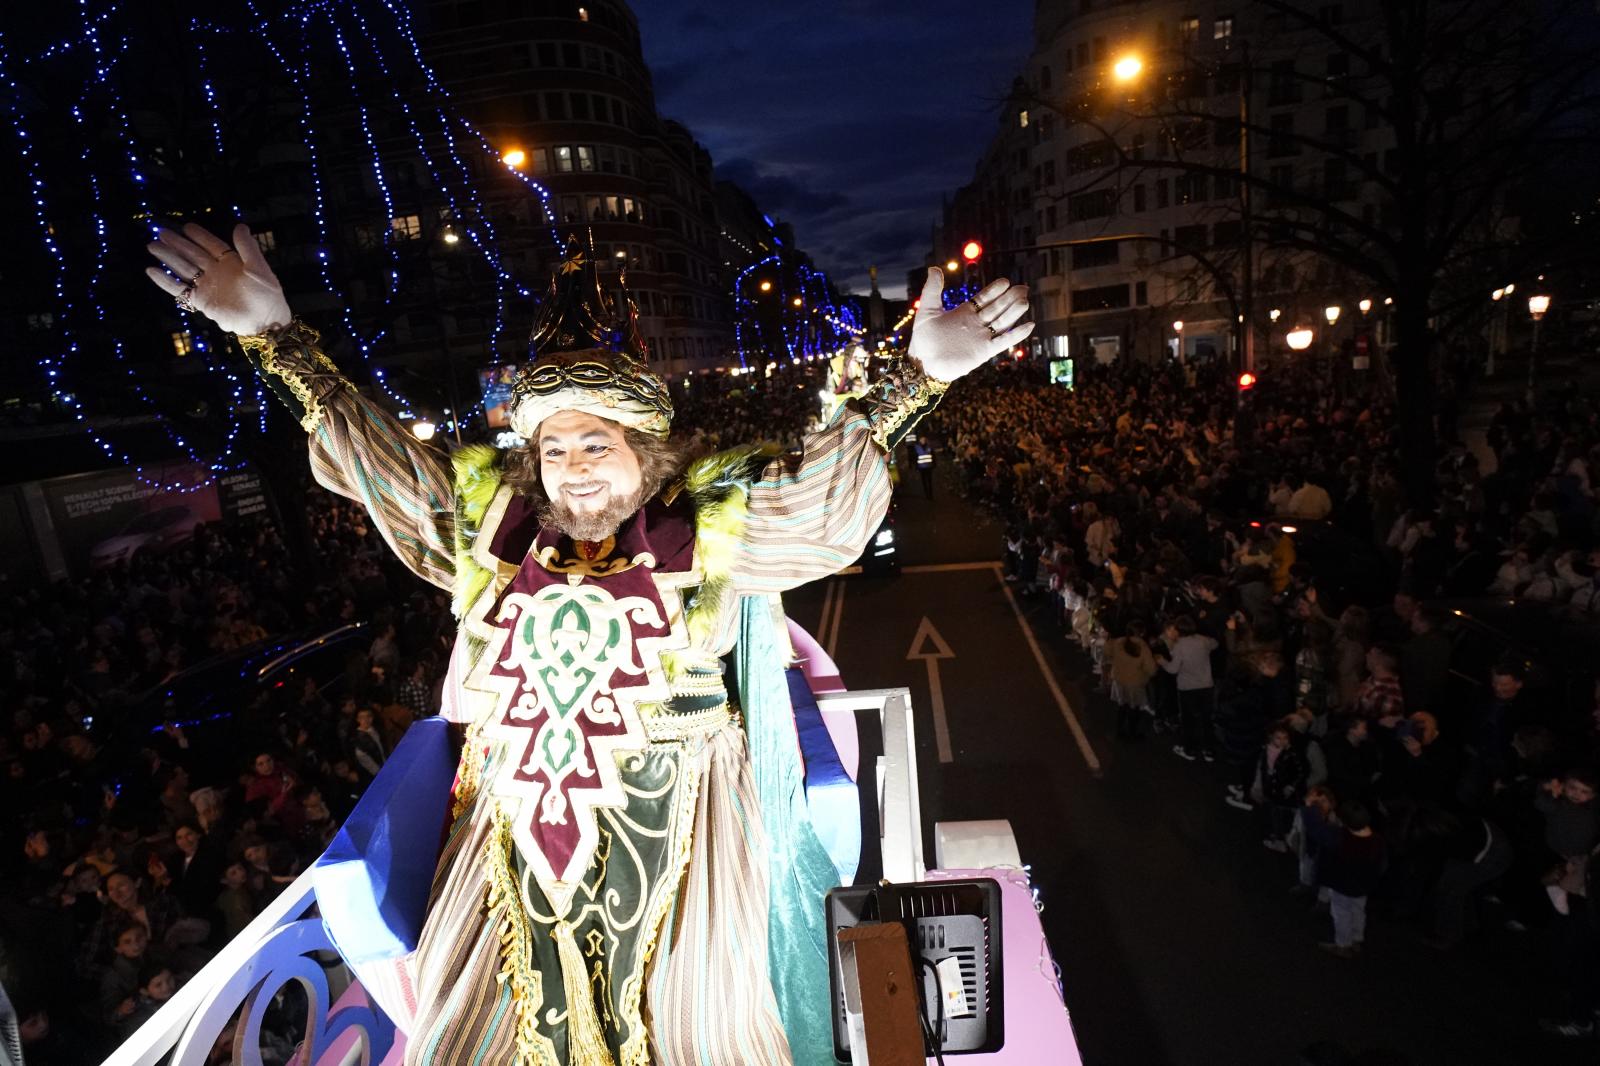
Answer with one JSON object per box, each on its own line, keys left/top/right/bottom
{"left": 792, "top": 297, "right": 804, "bottom": 308}
{"left": 1491, "top": 288, "right": 1505, "bottom": 301}
{"left": 1269, "top": 308, "right": 1281, "bottom": 323}
{"left": 501, "top": 148, "right": 527, "bottom": 169}
{"left": 412, "top": 420, "right": 437, "bottom": 441}
{"left": 945, "top": 259, "right": 960, "bottom": 272}
{"left": 1505, "top": 283, "right": 1516, "bottom": 295}
{"left": 1528, "top": 293, "right": 1551, "bottom": 320}
{"left": 1113, "top": 54, "right": 1144, "bottom": 82}
{"left": 758, "top": 280, "right": 773, "bottom": 293}
{"left": 442, "top": 230, "right": 460, "bottom": 245}
{"left": 1285, "top": 327, "right": 1315, "bottom": 351}
{"left": 1172, "top": 320, "right": 1184, "bottom": 333}
{"left": 1358, "top": 298, "right": 1372, "bottom": 315}
{"left": 1324, "top": 305, "right": 1342, "bottom": 325}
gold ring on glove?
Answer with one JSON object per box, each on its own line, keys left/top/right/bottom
{"left": 176, "top": 288, "right": 195, "bottom": 312}
{"left": 218, "top": 249, "right": 239, "bottom": 259}
{"left": 188, "top": 268, "right": 205, "bottom": 287}
{"left": 985, "top": 322, "right": 998, "bottom": 338}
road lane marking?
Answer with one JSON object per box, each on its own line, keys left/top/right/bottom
{"left": 994, "top": 565, "right": 1103, "bottom": 775}
{"left": 906, "top": 617, "right": 957, "bottom": 763}
{"left": 901, "top": 561, "right": 1002, "bottom": 574}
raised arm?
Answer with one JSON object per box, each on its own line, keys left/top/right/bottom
{"left": 145, "top": 224, "right": 456, "bottom": 591}
{"left": 732, "top": 267, "right": 1033, "bottom": 593}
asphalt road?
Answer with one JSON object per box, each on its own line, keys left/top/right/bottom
{"left": 784, "top": 472, "right": 1583, "bottom": 1066}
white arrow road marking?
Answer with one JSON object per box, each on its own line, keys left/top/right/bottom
{"left": 906, "top": 616, "right": 957, "bottom": 763}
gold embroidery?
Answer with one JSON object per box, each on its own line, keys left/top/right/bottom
{"left": 485, "top": 804, "right": 560, "bottom": 1066}
{"left": 237, "top": 321, "right": 353, "bottom": 433}
{"left": 534, "top": 535, "right": 659, "bottom": 581}
{"left": 861, "top": 355, "right": 951, "bottom": 452}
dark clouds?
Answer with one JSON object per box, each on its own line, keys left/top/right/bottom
{"left": 632, "top": 1, "right": 1031, "bottom": 296}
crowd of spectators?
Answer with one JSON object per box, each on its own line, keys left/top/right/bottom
{"left": 0, "top": 490, "right": 456, "bottom": 1061}
{"left": 927, "top": 354, "right": 1600, "bottom": 1037}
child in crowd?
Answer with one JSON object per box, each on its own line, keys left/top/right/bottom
{"left": 1303, "top": 798, "right": 1386, "bottom": 958}
{"left": 1535, "top": 767, "right": 1600, "bottom": 916}
{"left": 1158, "top": 615, "right": 1219, "bottom": 762}
{"left": 1106, "top": 621, "right": 1157, "bottom": 741}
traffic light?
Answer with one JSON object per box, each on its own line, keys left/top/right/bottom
{"left": 1237, "top": 371, "right": 1257, "bottom": 391}
{"left": 961, "top": 240, "right": 983, "bottom": 263}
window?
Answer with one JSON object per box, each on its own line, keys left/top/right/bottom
{"left": 1066, "top": 139, "right": 1115, "bottom": 171}
{"left": 1325, "top": 105, "right": 1349, "bottom": 135}
{"left": 1268, "top": 60, "right": 1299, "bottom": 106}
{"left": 1073, "top": 241, "right": 1118, "bottom": 268}
{"left": 1131, "top": 133, "right": 1145, "bottom": 160}
{"left": 576, "top": 145, "right": 595, "bottom": 171}
{"left": 1133, "top": 183, "right": 1146, "bottom": 211}
{"left": 571, "top": 94, "right": 590, "bottom": 121}
{"left": 255, "top": 230, "right": 276, "bottom": 252}
{"left": 1042, "top": 159, "right": 1056, "bottom": 185}
{"left": 1018, "top": 109, "right": 1030, "bottom": 129}
{"left": 522, "top": 94, "right": 542, "bottom": 122}
{"left": 1040, "top": 65, "right": 1052, "bottom": 90}
{"left": 1326, "top": 52, "right": 1349, "bottom": 95}
{"left": 1071, "top": 283, "right": 1130, "bottom": 311}
{"left": 1091, "top": 37, "right": 1107, "bottom": 62}
{"left": 1173, "top": 223, "right": 1208, "bottom": 249}
{"left": 25, "top": 312, "right": 53, "bottom": 330}
{"left": 537, "top": 42, "right": 556, "bottom": 67}
{"left": 545, "top": 92, "right": 567, "bottom": 121}
{"left": 171, "top": 330, "right": 193, "bottom": 357}
{"left": 1213, "top": 220, "right": 1242, "bottom": 246}
{"left": 1179, "top": 16, "right": 1200, "bottom": 44}
{"left": 1324, "top": 158, "right": 1351, "bottom": 199}
{"left": 597, "top": 145, "right": 617, "bottom": 173}
{"left": 389, "top": 214, "right": 421, "bottom": 239}
{"left": 1214, "top": 15, "right": 1234, "bottom": 40}
{"left": 1068, "top": 189, "right": 1117, "bottom": 221}
{"left": 1076, "top": 41, "right": 1090, "bottom": 67}
{"left": 583, "top": 45, "right": 603, "bottom": 71}
{"left": 562, "top": 43, "right": 580, "bottom": 68}
{"left": 1175, "top": 173, "right": 1208, "bottom": 204}
{"left": 1135, "top": 280, "right": 1149, "bottom": 305}
{"left": 1045, "top": 204, "right": 1058, "bottom": 230}
{"left": 1268, "top": 113, "right": 1296, "bottom": 157}
{"left": 1155, "top": 178, "right": 1169, "bottom": 208}
{"left": 554, "top": 145, "right": 574, "bottom": 172}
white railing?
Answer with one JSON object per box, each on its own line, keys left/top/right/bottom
{"left": 103, "top": 868, "right": 395, "bottom": 1066}
{"left": 816, "top": 686, "right": 925, "bottom": 882}
{"left": 109, "top": 686, "right": 920, "bottom": 1064}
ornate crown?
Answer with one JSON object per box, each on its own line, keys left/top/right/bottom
{"left": 507, "top": 233, "right": 673, "bottom": 438}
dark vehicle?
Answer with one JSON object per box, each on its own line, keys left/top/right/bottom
{"left": 1241, "top": 517, "right": 1394, "bottom": 610}
{"left": 852, "top": 503, "right": 900, "bottom": 576}
{"left": 111, "top": 624, "right": 370, "bottom": 781}
{"left": 1429, "top": 597, "right": 1600, "bottom": 727}
{"left": 89, "top": 504, "right": 202, "bottom": 568}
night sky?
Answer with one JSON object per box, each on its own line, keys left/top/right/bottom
{"left": 631, "top": 1, "right": 1033, "bottom": 298}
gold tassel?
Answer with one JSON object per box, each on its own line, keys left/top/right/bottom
{"left": 553, "top": 920, "right": 617, "bottom": 1066}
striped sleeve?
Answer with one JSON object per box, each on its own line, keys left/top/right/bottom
{"left": 730, "top": 409, "right": 892, "bottom": 594}
{"left": 307, "top": 391, "right": 457, "bottom": 592}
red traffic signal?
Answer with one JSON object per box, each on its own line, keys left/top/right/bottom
{"left": 961, "top": 240, "right": 983, "bottom": 263}
{"left": 1237, "top": 372, "right": 1257, "bottom": 391}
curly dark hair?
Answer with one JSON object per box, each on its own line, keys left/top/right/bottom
{"left": 501, "top": 425, "right": 684, "bottom": 500}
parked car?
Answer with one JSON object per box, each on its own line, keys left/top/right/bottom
{"left": 89, "top": 505, "right": 202, "bottom": 568}
{"left": 109, "top": 623, "right": 370, "bottom": 780}
{"left": 851, "top": 503, "right": 901, "bottom": 576}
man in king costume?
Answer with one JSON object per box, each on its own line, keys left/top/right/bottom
{"left": 144, "top": 223, "right": 1034, "bottom": 1064}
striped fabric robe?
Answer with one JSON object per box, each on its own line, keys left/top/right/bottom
{"left": 272, "top": 336, "right": 910, "bottom": 1064}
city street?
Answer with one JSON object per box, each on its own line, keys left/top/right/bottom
{"left": 785, "top": 470, "right": 1583, "bottom": 1066}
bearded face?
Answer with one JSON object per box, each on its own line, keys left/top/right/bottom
{"left": 533, "top": 409, "right": 647, "bottom": 542}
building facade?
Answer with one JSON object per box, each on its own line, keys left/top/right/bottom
{"left": 932, "top": 0, "right": 1408, "bottom": 369}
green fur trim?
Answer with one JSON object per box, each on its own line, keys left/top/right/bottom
{"left": 681, "top": 444, "right": 776, "bottom": 648}
{"left": 451, "top": 444, "right": 504, "bottom": 618}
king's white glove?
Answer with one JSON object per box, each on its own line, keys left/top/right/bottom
{"left": 144, "top": 223, "right": 293, "bottom": 336}
{"left": 907, "top": 267, "right": 1035, "bottom": 383}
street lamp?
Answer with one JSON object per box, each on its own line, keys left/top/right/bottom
{"left": 442, "top": 230, "right": 460, "bottom": 246}
{"left": 501, "top": 148, "right": 527, "bottom": 169}
{"left": 1285, "top": 327, "right": 1314, "bottom": 351}
{"left": 758, "top": 279, "right": 773, "bottom": 293}
{"left": 1269, "top": 308, "right": 1281, "bottom": 323}
{"left": 1112, "top": 54, "right": 1144, "bottom": 82}
{"left": 411, "top": 420, "right": 437, "bottom": 441}
{"left": 945, "top": 259, "right": 960, "bottom": 273}
{"left": 1358, "top": 298, "right": 1372, "bottom": 315}
{"left": 1324, "top": 305, "right": 1342, "bottom": 326}
{"left": 1528, "top": 293, "right": 1551, "bottom": 319}
{"left": 1527, "top": 293, "right": 1552, "bottom": 394}
{"left": 792, "top": 297, "right": 804, "bottom": 308}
